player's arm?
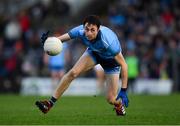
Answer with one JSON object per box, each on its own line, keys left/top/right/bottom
{"left": 41, "top": 31, "right": 71, "bottom": 45}
{"left": 115, "top": 52, "right": 129, "bottom": 107}
{"left": 114, "top": 52, "right": 128, "bottom": 89}
{"left": 57, "top": 33, "right": 71, "bottom": 43}
{"left": 41, "top": 25, "right": 82, "bottom": 44}
{"left": 56, "top": 25, "right": 83, "bottom": 43}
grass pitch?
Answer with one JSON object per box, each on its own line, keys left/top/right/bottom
{"left": 0, "top": 94, "right": 180, "bottom": 125}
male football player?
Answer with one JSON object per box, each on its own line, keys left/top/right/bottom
{"left": 36, "top": 15, "right": 129, "bottom": 116}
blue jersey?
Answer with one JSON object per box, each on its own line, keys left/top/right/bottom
{"left": 68, "top": 25, "right": 121, "bottom": 59}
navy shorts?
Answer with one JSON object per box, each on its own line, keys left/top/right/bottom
{"left": 87, "top": 49, "right": 120, "bottom": 74}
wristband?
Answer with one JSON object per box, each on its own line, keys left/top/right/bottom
{"left": 121, "top": 88, "right": 127, "bottom": 91}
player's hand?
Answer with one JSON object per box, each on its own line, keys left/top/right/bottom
{"left": 116, "top": 88, "right": 129, "bottom": 107}
{"left": 41, "top": 30, "right": 50, "bottom": 45}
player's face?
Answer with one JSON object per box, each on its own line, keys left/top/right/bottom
{"left": 84, "top": 23, "right": 99, "bottom": 41}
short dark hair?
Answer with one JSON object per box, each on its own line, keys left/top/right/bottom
{"left": 83, "top": 15, "right": 101, "bottom": 29}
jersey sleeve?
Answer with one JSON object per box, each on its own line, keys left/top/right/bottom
{"left": 107, "top": 39, "right": 121, "bottom": 56}
{"left": 68, "top": 25, "right": 83, "bottom": 39}
{"left": 100, "top": 26, "right": 122, "bottom": 57}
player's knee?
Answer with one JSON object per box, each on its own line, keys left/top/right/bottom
{"left": 68, "top": 69, "right": 79, "bottom": 79}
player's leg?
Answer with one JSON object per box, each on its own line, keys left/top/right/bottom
{"left": 35, "top": 51, "right": 96, "bottom": 113}
{"left": 106, "top": 74, "right": 119, "bottom": 105}
{"left": 53, "top": 52, "right": 96, "bottom": 99}
{"left": 105, "top": 74, "right": 126, "bottom": 116}
{"left": 94, "top": 64, "right": 105, "bottom": 95}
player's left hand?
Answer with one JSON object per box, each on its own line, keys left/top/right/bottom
{"left": 41, "top": 30, "right": 50, "bottom": 45}
{"left": 116, "top": 88, "right": 129, "bottom": 108}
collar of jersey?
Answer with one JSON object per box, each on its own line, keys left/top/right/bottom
{"left": 90, "top": 30, "right": 101, "bottom": 44}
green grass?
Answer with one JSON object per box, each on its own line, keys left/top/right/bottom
{"left": 0, "top": 94, "right": 180, "bottom": 125}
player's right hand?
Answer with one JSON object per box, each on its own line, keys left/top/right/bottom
{"left": 116, "top": 88, "right": 129, "bottom": 108}
{"left": 41, "top": 30, "right": 50, "bottom": 45}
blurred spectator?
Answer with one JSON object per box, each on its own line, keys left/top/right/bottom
{"left": 125, "top": 50, "right": 139, "bottom": 93}
{"left": 160, "top": 7, "right": 175, "bottom": 34}
{"left": 21, "top": 31, "right": 43, "bottom": 76}
{"left": 43, "top": 42, "right": 70, "bottom": 91}
{"left": 153, "top": 36, "right": 165, "bottom": 63}
{"left": 0, "top": 38, "right": 6, "bottom": 78}
{"left": 4, "top": 18, "right": 22, "bottom": 47}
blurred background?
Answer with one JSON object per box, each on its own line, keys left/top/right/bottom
{"left": 0, "top": 0, "right": 179, "bottom": 95}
